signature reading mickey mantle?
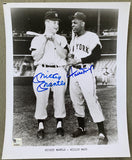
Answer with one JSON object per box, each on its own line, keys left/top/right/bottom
{"left": 33, "top": 64, "right": 94, "bottom": 92}
{"left": 33, "top": 72, "right": 65, "bottom": 92}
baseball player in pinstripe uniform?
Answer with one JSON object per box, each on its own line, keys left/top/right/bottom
{"left": 67, "top": 12, "right": 108, "bottom": 144}
{"left": 30, "top": 10, "right": 68, "bottom": 139}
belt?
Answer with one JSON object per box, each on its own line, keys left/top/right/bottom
{"left": 73, "top": 64, "right": 86, "bottom": 69}
{"left": 42, "top": 64, "right": 59, "bottom": 68}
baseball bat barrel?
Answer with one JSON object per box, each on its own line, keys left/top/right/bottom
{"left": 26, "top": 31, "right": 40, "bottom": 36}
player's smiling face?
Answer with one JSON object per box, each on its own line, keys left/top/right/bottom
{"left": 46, "top": 19, "right": 59, "bottom": 34}
{"left": 72, "top": 19, "right": 84, "bottom": 35}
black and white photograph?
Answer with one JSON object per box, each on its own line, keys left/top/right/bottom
{"left": 2, "top": 2, "right": 130, "bottom": 159}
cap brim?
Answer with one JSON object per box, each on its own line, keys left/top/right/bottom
{"left": 69, "top": 15, "right": 75, "bottom": 20}
{"left": 45, "top": 18, "right": 60, "bottom": 21}
{"left": 69, "top": 15, "right": 85, "bottom": 21}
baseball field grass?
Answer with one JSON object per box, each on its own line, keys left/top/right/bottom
{"left": 13, "top": 85, "right": 117, "bottom": 146}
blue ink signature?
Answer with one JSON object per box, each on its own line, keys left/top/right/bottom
{"left": 33, "top": 65, "right": 94, "bottom": 92}
{"left": 67, "top": 64, "right": 94, "bottom": 78}
{"left": 33, "top": 72, "right": 65, "bottom": 92}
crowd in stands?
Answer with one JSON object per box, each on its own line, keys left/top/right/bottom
{"left": 14, "top": 56, "right": 116, "bottom": 86}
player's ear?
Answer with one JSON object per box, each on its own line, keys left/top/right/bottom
{"left": 81, "top": 21, "right": 85, "bottom": 27}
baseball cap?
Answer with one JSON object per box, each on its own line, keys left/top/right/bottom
{"left": 71, "top": 12, "right": 86, "bottom": 22}
{"left": 44, "top": 10, "right": 60, "bottom": 21}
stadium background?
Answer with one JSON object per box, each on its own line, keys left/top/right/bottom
{"left": 12, "top": 8, "right": 117, "bottom": 145}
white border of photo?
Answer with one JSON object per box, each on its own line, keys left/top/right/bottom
{"left": 2, "top": 2, "right": 130, "bottom": 159}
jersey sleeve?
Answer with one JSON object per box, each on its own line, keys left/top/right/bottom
{"left": 81, "top": 33, "right": 102, "bottom": 64}
{"left": 59, "top": 35, "right": 70, "bottom": 53}
{"left": 30, "top": 35, "right": 45, "bottom": 63}
{"left": 89, "top": 33, "right": 102, "bottom": 51}
{"left": 29, "top": 36, "right": 40, "bottom": 51}
{"left": 60, "top": 36, "right": 67, "bottom": 48}
{"left": 81, "top": 44, "right": 101, "bottom": 64}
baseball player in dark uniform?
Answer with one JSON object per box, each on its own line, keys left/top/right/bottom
{"left": 30, "top": 10, "right": 68, "bottom": 139}
{"left": 67, "top": 12, "right": 108, "bottom": 145}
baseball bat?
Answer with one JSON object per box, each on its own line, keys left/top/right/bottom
{"left": 72, "top": 30, "right": 75, "bottom": 40}
{"left": 26, "top": 31, "right": 40, "bottom": 36}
